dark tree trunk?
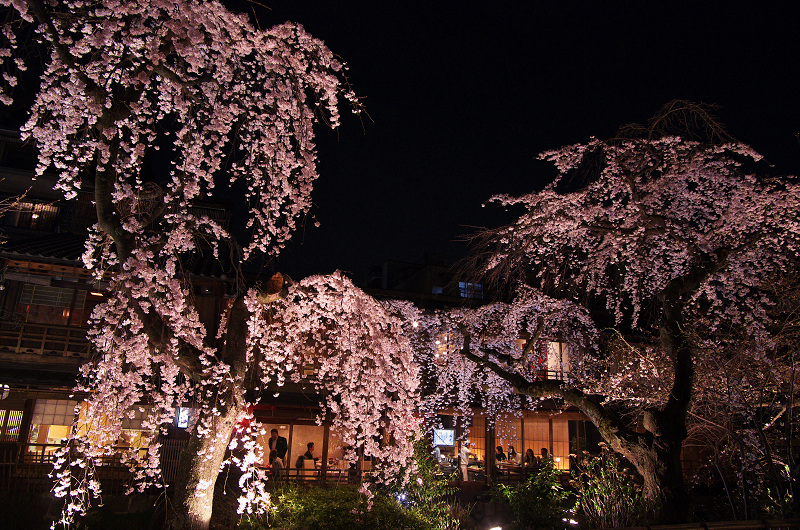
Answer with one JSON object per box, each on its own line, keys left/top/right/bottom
{"left": 471, "top": 284, "right": 699, "bottom": 523}
{"left": 619, "top": 420, "right": 688, "bottom": 523}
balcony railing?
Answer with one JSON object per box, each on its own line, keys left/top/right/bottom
{"left": 0, "top": 439, "right": 375, "bottom": 494}
{"left": 0, "top": 321, "right": 90, "bottom": 359}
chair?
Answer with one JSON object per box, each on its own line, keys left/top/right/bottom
{"left": 297, "top": 457, "right": 318, "bottom": 482}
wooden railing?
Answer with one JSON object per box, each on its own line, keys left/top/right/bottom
{"left": 0, "top": 439, "right": 375, "bottom": 494}
{"left": 0, "top": 321, "right": 90, "bottom": 359}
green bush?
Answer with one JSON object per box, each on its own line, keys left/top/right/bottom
{"left": 387, "top": 438, "right": 464, "bottom": 530}
{"left": 240, "top": 484, "right": 429, "bottom": 530}
{"left": 570, "top": 447, "right": 647, "bottom": 528}
{"left": 493, "top": 460, "right": 571, "bottom": 530}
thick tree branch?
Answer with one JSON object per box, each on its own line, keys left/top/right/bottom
{"left": 24, "top": 0, "right": 104, "bottom": 101}
{"left": 459, "top": 332, "right": 643, "bottom": 452}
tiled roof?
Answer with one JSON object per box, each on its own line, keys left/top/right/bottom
{"left": 0, "top": 231, "right": 87, "bottom": 262}
{"left": 0, "top": 361, "right": 81, "bottom": 389}
{"left": 0, "top": 229, "right": 235, "bottom": 279}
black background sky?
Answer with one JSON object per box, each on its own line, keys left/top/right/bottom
{"left": 249, "top": 2, "right": 800, "bottom": 282}
{"left": 7, "top": 2, "right": 799, "bottom": 283}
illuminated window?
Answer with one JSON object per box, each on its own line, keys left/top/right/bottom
{"left": 73, "top": 403, "right": 151, "bottom": 451}
{"left": 465, "top": 415, "right": 486, "bottom": 461}
{"left": 31, "top": 399, "right": 77, "bottom": 428}
{"left": 0, "top": 409, "right": 23, "bottom": 442}
{"left": 495, "top": 413, "right": 522, "bottom": 463}
{"left": 434, "top": 332, "right": 457, "bottom": 364}
{"left": 458, "top": 281, "right": 483, "bottom": 299}
{"left": 518, "top": 340, "right": 571, "bottom": 380}
{"left": 28, "top": 399, "right": 78, "bottom": 461}
{"left": 3, "top": 201, "right": 59, "bottom": 230}
{"left": 119, "top": 407, "right": 150, "bottom": 448}
{"left": 17, "top": 284, "right": 86, "bottom": 325}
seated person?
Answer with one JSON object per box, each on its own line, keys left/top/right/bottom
{"left": 269, "top": 449, "right": 284, "bottom": 471}
{"left": 524, "top": 448, "right": 536, "bottom": 467}
{"left": 304, "top": 441, "right": 319, "bottom": 462}
{"left": 495, "top": 445, "right": 507, "bottom": 462}
{"left": 508, "top": 445, "right": 519, "bottom": 464}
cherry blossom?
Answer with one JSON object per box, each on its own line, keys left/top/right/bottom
{"left": 450, "top": 108, "right": 800, "bottom": 521}
{"left": 0, "top": 1, "right": 423, "bottom": 529}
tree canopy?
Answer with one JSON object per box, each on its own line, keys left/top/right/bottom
{"left": 423, "top": 104, "right": 800, "bottom": 521}
{"left": 1, "top": 0, "right": 420, "bottom": 528}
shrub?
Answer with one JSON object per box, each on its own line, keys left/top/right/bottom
{"left": 494, "top": 460, "right": 571, "bottom": 530}
{"left": 570, "top": 447, "right": 647, "bottom": 528}
{"left": 387, "top": 438, "right": 465, "bottom": 530}
{"left": 240, "top": 483, "right": 429, "bottom": 530}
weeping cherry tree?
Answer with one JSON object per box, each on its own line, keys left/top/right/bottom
{"left": 0, "top": 1, "right": 419, "bottom": 528}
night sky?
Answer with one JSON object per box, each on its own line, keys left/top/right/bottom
{"left": 6, "top": 2, "right": 799, "bottom": 283}
{"left": 253, "top": 2, "right": 800, "bottom": 282}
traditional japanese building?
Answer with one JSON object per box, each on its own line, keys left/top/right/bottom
{"left": 364, "top": 256, "right": 602, "bottom": 482}
{"left": 0, "top": 129, "right": 239, "bottom": 490}
{"left": 0, "top": 129, "right": 374, "bottom": 490}
{"left": 0, "top": 127, "right": 598, "bottom": 494}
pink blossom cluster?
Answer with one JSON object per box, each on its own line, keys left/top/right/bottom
{"left": 1, "top": 0, "right": 359, "bottom": 258}
{"left": 387, "top": 288, "right": 598, "bottom": 428}
{"left": 246, "top": 272, "right": 422, "bottom": 491}
{"left": 0, "top": 0, "right": 366, "bottom": 523}
{"left": 490, "top": 137, "right": 800, "bottom": 338}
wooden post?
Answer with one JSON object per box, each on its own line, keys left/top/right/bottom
{"left": 486, "top": 421, "right": 496, "bottom": 484}
{"left": 321, "top": 423, "right": 329, "bottom": 483}
{"left": 16, "top": 399, "right": 35, "bottom": 462}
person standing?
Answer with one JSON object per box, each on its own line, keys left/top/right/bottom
{"left": 268, "top": 428, "right": 288, "bottom": 461}
{"left": 459, "top": 441, "right": 471, "bottom": 482}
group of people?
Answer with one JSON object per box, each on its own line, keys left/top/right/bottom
{"left": 458, "top": 442, "right": 553, "bottom": 481}
{"left": 495, "top": 445, "right": 552, "bottom": 468}
{"left": 265, "top": 428, "right": 319, "bottom": 473}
